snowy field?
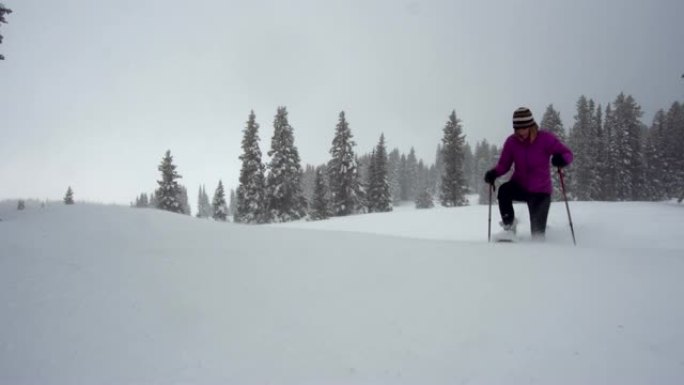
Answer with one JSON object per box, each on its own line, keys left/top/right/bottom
{"left": 1, "top": 199, "right": 684, "bottom": 384}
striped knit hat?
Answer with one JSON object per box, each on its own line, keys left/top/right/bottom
{"left": 512, "top": 107, "right": 536, "bottom": 129}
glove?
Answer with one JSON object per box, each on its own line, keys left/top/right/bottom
{"left": 551, "top": 153, "right": 567, "bottom": 168}
{"left": 484, "top": 169, "right": 497, "bottom": 185}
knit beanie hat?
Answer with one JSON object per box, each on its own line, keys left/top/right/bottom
{"left": 512, "top": 107, "right": 536, "bottom": 129}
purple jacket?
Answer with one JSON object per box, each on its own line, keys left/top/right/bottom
{"left": 493, "top": 130, "right": 573, "bottom": 194}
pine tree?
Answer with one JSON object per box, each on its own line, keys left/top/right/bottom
{"left": 155, "top": 150, "right": 184, "bottom": 213}
{"left": 540, "top": 104, "right": 568, "bottom": 201}
{"left": 149, "top": 191, "right": 158, "bottom": 209}
{"left": 398, "top": 154, "right": 408, "bottom": 200}
{"left": 589, "top": 105, "right": 608, "bottom": 199}
{"left": 353, "top": 155, "right": 367, "bottom": 212}
{"left": 602, "top": 104, "right": 619, "bottom": 201}
{"left": 644, "top": 110, "right": 668, "bottom": 200}
{"left": 439, "top": 111, "right": 468, "bottom": 207}
{"left": 309, "top": 167, "right": 331, "bottom": 220}
{"left": 196, "top": 185, "right": 211, "bottom": 218}
{"left": 327, "top": 111, "right": 364, "bottom": 216}
{"left": 228, "top": 189, "right": 237, "bottom": 217}
{"left": 662, "top": 102, "right": 684, "bottom": 198}
{"left": 0, "top": 3, "right": 12, "bottom": 61}
{"left": 177, "top": 185, "right": 191, "bottom": 215}
{"left": 387, "top": 148, "right": 402, "bottom": 203}
{"left": 236, "top": 110, "right": 267, "bottom": 223}
{"left": 430, "top": 144, "right": 444, "bottom": 195}
{"left": 301, "top": 164, "right": 317, "bottom": 204}
{"left": 133, "top": 193, "right": 149, "bottom": 208}
{"left": 212, "top": 180, "right": 228, "bottom": 221}
{"left": 416, "top": 159, "right": 429, "bottom": 196}
{"left": 405, "top": 148, "right": 419, "bottom": 201}
{"left": 265, "top": 107, "right": 307, "bottom": 222}
{"left": 367, "top": 134, "right": 392, "bottom": 213}
{"left": 474, "top": 140, "right": 498, "bottom": 204}
{"left": 463, "top": 143, "right": 475, "bottom": 193}
{"left": 541, "top": 104, "right": 566, "bottom": 141}
{"left": 64, "top": 187, "right": 74, "bottom": 205}
{"left": 568, "top": 96, "right": 595, "bottom": 200}
{"left": 612, "top": 93, "right": 645, "bottom": 200}
{"left": 196, "top": 186, "right": 204, "bottom": 217}
{"left": 204, "top": 186, "right": 211, "bottom": 216}
{"left": 17, "top": 200, "right": 25, "bottom": 210}
{"left": 415, "top": 190, "right": 434, "bottom": 209}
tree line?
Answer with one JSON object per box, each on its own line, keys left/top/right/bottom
{"left": 135, "top": 107, "right": 475, "bottom": 222}
{"left": 136, "top": 93, "right": 684, "bottom": 222}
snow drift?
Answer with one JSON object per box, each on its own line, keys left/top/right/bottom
{"left": 1, "top": 201, "right": 683, "bottom": 384}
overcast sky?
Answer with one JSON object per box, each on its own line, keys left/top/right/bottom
{"left": 1, "top": 0, "right": 683, "bottom": 207}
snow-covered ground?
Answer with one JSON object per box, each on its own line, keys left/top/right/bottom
{"left": 1, "top": 200, "right": 683, "bottom": 384}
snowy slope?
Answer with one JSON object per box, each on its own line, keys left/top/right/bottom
{"left": 1, "top": 201, "right": 683, "bottom": 385}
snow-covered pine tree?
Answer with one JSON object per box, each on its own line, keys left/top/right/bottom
{"left": 64, "top": 186, "right": 74, "bottom": 205}
{"left": 365, "top": 149, "right": 378, "bottom": 211}
{"left": 474, "top": 140, "right": 493, "bottom": 204}
{"left": 432, "top": 144, "right": 444, "bottom": 196}
{"left": 428, "top": 164, "right": 439, "bottom": 194}
{"left": 228, "top": 189, "right": 236, "bottom": 217}
{"left": 602, "top": 104, "right": 619, "bottom": 201}
{"left": 590, "top": 104, "right": 610, "bottom": 200}
{"left": 354, "top": 155, "right": 367, "bottom": 212}
{"left": 463, "top": 143, "right": 475, "bottom": 193}
{"left": 140, "top": 193, "right": 149, "bottom": 208}
{"left": 203, "top": 186, "right": 211, "bottom": 217}
{"left": 204, "top": 186, "right": 211, "bottom": 216}
{"left": 196, "top": 185, "right": 211, "bottom": 218}
{"left": 415, "top": 189, "right": 434, "bottom": 209}
{"left": 405, "top": 148, "right": 419, "bottom": 201}
{"left": 265, "top": 107, "right": 307, "bottom": 222}
{"left": 662, "top": 102, "right": 684, "bottom": 199}
{"left": 177, "top": 185, "right": 191, "bottom": 215}
{"left": 540, "top": 104, "right": 567, "bottom": 201}
{"left": 309, "top": 166, "right": 331, "bottom": 220}
{"left": 398, "top": 154, "right": 408, "bottom": 201}
{"left": 568, "top": 96, "right": 595, "bottom": 200}
{"left": 612, "top": 93, "right": 645, "bottom": 201}
{"left": 149, "top": 192, "right": 158, "bottom": 209}
{"left": 327, "top": 111, "right": 364, "bottom": 216}
{"left": 212, "top": 180, "right": 228, "bottom": 221}
{"left": 236, "top": 110, "right": 267, "bottom": 224}
{"left": 644, "top": 110, "right": 668, "bottom": 200}
{"left": 439, "top": 111, "right": 468, "bottom": 207}
{"left": 196, "top": 186, "right": 204, "bottom": 217}
{"left": 387, "top": 148, "right": 402, "bottom": 203}
{"left": 366, "top": 134, "right": 392, "bottom": 213}
{"left": 541, "top": 104, "right": 566, "bottom": 141}
{"left": 301, "top": 164, "right": 317, "bottom": 204}
{"left": 155, "top": 150, "right": 184, "bottom": 213}
{"left": 357, "top": 153, "right": 372, "bottom": 187}
{"left": 416, "top": 159, "right": 429, "bottom": 197}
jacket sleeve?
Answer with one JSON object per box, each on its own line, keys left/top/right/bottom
{"left": 494, "top": 137, "right": 514, "bottom": 177}
{"left": 549, "top": 134, "right": 573, "bottom": 166}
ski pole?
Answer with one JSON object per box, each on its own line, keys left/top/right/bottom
{"left": 488, "top": 183, "right": 494, "bottom": 242}
{"left": 557, "top": 167, "right": 576, "bottom": 245}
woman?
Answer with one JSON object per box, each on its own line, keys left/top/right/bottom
{"left": 484, "top": 107, "right": 573, "bottom": 239}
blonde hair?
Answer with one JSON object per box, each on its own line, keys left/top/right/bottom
{"left": 530, "top": 123, "right": 539, "bottom": 142}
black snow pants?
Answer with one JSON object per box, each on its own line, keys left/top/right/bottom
{"left": 497, "top": 181, "right": 552, "bottom": 237}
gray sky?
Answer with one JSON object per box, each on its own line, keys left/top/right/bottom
{"left": 1, "top": 0, "right": 683, "bottom": 208}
